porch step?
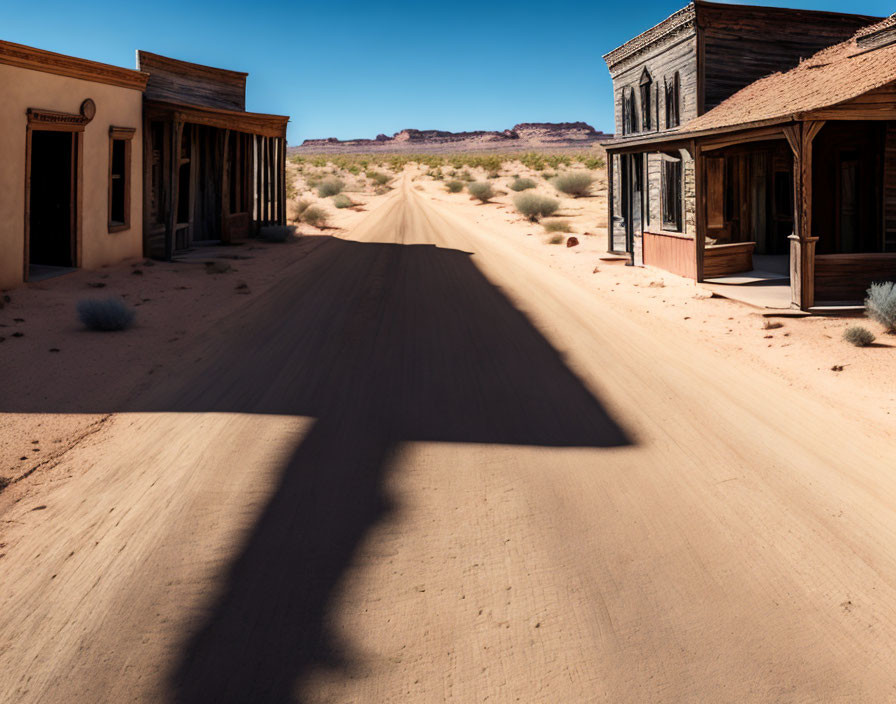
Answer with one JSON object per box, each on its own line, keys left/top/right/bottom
{"left": 599, "top": 253, "right": 630, "bottom": 264}
{"left": 808, "top": 304, "right": 865, "bottom": 315}
{"left": 703, "top": 270, "right": 789, "bottom": 285}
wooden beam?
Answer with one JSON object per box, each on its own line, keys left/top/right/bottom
{"left": 254, "top": 134, "right": 262, "bottom": 230}
{"left": 166, "top": 120, "right": 183, "bottom": 260}
{"left": 278, "top": 137, "right": 287, "bottom": 225}
{"left": 694, "top": 141, "right": 707, "bottom": 282}
{"left": 220, "top": 128, "right": 231, "bottom": 243}
{"left": 606, "top": 152, "right": 615, "bottom": 253}
{"left": 787, "top": 121, "right": 825, "bottom": 310}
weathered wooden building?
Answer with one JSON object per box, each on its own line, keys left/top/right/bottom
{"left": 137, "top": 52, "right": 289, "bottom": 259}
{"left": 604, "top": 1, "right": 896, "bottom": 309}
{"left": 0, "top": 40, "right": 147, "bottom": 288}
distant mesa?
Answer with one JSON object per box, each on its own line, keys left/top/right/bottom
{"left": 291, "top": 122, "right": 613, "bottom": 154}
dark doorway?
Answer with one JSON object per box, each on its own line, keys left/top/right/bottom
{"left": 622, "top": 153, "right": 644, "bottom": 262}
{"left": 813, "top": 121, "right": 885, "bottom": 255}
{"left": 29, "top": 130, "right": 76, "bottom": 276}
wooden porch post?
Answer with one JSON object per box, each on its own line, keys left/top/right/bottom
{"left": 255, "top": 134, "right": 263, "bottom": 231}
{"left": 278, "top": 137, "right": 287, "bottom": 226}
{"left": 166, "top": 119, "right": 183, "bottom": 260}
{"left": 784, "top": 121, "right": 824, "bottom": 309}
{"left": 606, "top": 150, "right": 615, "bottom": 253}
{"left": 693, "top": 140, "right": 706, "bottom": 282}
{"left": 220, "top": 129, "right": 231, "bottom": 243}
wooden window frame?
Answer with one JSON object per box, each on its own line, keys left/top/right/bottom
{"left": 661, "top": 154, "right": 683, "bottom": 232}
{"left": 640, "top": 69, "right": 653, "bottom": 131}
{"left": 665, "top": 72, "right": 681, "bottom": 129}
{"left": 108, "top": 126, "right": 136, "bottom": 233}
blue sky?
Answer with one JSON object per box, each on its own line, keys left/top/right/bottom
{"left": 2, "top": 0, "right": 892, "bottom": 144}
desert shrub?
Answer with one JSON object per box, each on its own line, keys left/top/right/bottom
{"left": 543, "top": 219, "right": 571, "bottom": 233}
{"left": 317, "top": 178, "right": 345, "bottom": 197}
{"left": 509, "top": 177, "right": 536, "bottom": 192}
{"left": 366, "top": 170, "right": 389, "bottom": 185}
{"left": 259, "top": 225, "right": 297, "bottom": 242}
{"left": 551, "top": 171, "right": 595, "bottom": 197}
{"left": 467, "top": 181, "right": 495, "bottom": 202}
{"left": 865, "top": 282, "right": 896, "bottom": 331}
{"left": 446, "top": 180, "right": 464, "bottom": 193}
{"left": 843, "top": 325, "right": 876, "bottom": 347}
{"left": 580, "top": 156, "right": 606, "bottom": 170}
{"left": 548, "top": 235, "right": 565, "bottom": 244}
{"left": 302, "top": 206, "right": 329, "bottom": 228}
{"left": 458, "top": 169, "right": 473, "bottom": 182}
{"left": 514, "top": 193, "right": 559, "bottom": 221}
{"left": 287, "top": 198, "right": 313, "bottom": 222}
{"left": 487, "top": 171, "right": 500, "bottom": 179}
{"left": 332, "top": 194, "right": 354, "bottom": 209}
{"left": 77, "top": 297, "right": 135, "bottom": 331}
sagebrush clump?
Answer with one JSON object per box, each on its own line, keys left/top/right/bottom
{"left": 548, "top": 234, "right": 565, "bottom": 244}
{"left": 302, "top": 206, "right": 329, "bottom": 228}
{"left": 551, "top": 172, "right": 595, "bottom": 197}
{"left": 467, "top": 181, "right": 494, "bottom": 203}
{"left": 259, "top": 225, "right": 298, "bottom": 242}
{"left": 543, "top": 219, "right": 571, "bottom": 233}
{"left": 366, "top": 170, "right": 390, "bottom": 186}
{"left": 514, "top": 193, "right": 560, "bottom": 221}
{"left": 332, "top": 194, "right": 354, "bottom": 209}
{"left": 316, "top": 178, "right": 345, "bottom": 197}
{"left": 843, "top": 325, "right": 876, "bottom": 347}
{"left": 446, "top": 180, "right": 464, "bottom": 193}
{"left": 77, "top": 298, "right": 136, "bottom": 331}
{"left": 865, "top": 281, "right": 896, "bottom": 331}
{"left": 509, "top": 177, "right": 536, "bottom": 192}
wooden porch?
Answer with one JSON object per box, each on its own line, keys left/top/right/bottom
{"left": 143, "top": 101, "right": 287, "bottom": 259}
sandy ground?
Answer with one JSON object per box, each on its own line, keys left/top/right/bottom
{"left": 1, "top": 173, "right": 896, "bottom": 702}
{"left": 412, "top": 165, "right": 896, "bottom": 421}
{"left": 0, "top": 189, "right": 387, "bottom": 486}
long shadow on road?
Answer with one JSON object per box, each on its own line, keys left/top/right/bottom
{"left": 2, "top": 235, "right": 632, "bottom": 702}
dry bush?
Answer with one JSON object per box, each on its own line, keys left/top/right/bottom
{"left": 514, "top": 193, "right": 559, "bottom": 221}
{"left": 446, "top": 180, "right": 464, "bottom": 193}
{"left": 302, "top": 206, "right": 329, "bottom": 228}
{"left": 550, "top": 172, "right": 595, "bottom": 197}
{"left": 509, "top": 177, "right": 536, "bottom": 192}
{"left": 547, "top": 234, "right": 565, "bottom": 244}
{"left": 317, "top": 177, "right": 345, "bottom": 197}
{"left": 259, "top": 225, "right": 298, "bottom": 242}
{"left": 543, "top": 219, "right": 571, "bottom": 233}
{"left": 843, "top": 325, "right": 876, "bottom": 347}
{"left": 77, "top": 298, "right": 135, "bottom": 331}
{"left": 467, "top": 181, "right": 495, "bottom": 203}
{"left": 866, "top": 282, "right": 896, "bottom": 331}
{"left": 366, "top": 170, "right": 390, "bottom": 185}
{"left": 333, "top": 194, "right": 354, "bottom": 209}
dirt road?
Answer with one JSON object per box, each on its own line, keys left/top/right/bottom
{"left": 2, "top": 176, "right": 896, "bottom": 703}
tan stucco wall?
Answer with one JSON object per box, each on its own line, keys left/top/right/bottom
{"left": 0, "top": 63, "right": 143, "bottom": 289}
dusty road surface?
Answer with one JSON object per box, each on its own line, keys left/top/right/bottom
{"left": 2, "top": 175, "right": 896, "bottom": 703}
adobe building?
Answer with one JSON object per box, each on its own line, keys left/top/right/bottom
{"left": 604, "top": 2, "right": 896, "bottom": 310}
{"left": 0, "top": 41, "right": 289, "bottom": 290}
{"left": 0, "top": 40, "right": 148, "bottom": 289}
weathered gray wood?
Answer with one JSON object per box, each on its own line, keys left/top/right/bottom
{"left": 699, "top": 4, "right": 879, "bottom": 112}
{"left": 166, "top": 120, "right": 183, "bottom": 260}
{"left": 138, "top": 51, "right": 246, "bottom": 111}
